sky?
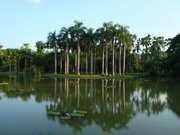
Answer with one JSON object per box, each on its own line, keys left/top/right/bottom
{"left": 0, "top": 0, "right": 180, "bottom": 50}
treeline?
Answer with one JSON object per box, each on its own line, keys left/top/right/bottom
{"left": 0, "top": 21, "right": 180, "bottom": 76}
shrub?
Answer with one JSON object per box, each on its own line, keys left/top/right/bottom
{"left": 25, "top": 65, "right": 41, "bottom": 77}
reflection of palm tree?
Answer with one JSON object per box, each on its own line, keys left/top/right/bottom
{"left": 2, "top": 76, "right": 171, "bottom": 133}
{"left": 122, "top": 79, "right": 126, "bottom": 109}
{"left": 102, "top": 79, "right": 105, "bottom": 102}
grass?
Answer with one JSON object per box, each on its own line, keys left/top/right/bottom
{"left": 42, "top": 73, "right": 147, "bottom": 79}
{"left": 0, "top": 71, "right": 148, "bottom": 79}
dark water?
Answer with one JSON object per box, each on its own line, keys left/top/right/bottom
{"left": 0, "top": 76, "right": 180, "bottom": 135}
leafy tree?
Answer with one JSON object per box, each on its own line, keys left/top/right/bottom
{"left": 165, "top": 34, "right": 180, "bottom": 76}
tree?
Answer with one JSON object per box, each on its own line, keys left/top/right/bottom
{"left": 0, "top": 44, "right": 3, "bottom": 67}
{"left": 84, "top": 28, "right": 95, "bottom": 75}
{"left": 73, "top": 21, "right": 86, "bottom": 75}
{"left": 103, "top": 22, "right": 112, "bottom": 75}
{"left": 36, "top": 41, "right": 44, "bottom": 53}
{"left": 59, "top": 27, "right": 73, "bottom": 75}
{"left": 123, "top": 33, "right": 133, "bottom": 74}
{"left": 46, "top": 31, "right": 58, "bottom": 74}
{"left": 151, "top": 36, "right": 165, "bottom": 72}
{"left": 20, "top": 43, "right": 32, "bottom": 70}
{"left": 165, "top": 34, "right": 180, "bottom": 76}
{"left": 96, "top": 27, "right": 106, "bottom": 75}
{"left": 141, "top": 35, "right": 151, "bottom": 60}
{"left": 109, "top": 23, "right": 117, "bottom": 76}
{"left": 117, "top": 25, "right": 130, "bottom": 75}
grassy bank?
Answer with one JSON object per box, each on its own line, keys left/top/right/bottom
{"left": 42, "top": 73, "right": 147, "bottom": 79}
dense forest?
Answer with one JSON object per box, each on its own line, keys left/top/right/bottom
{"left": 0, "top": 21, "right": 180, "bottom": 76}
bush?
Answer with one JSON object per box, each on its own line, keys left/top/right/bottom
{"left": 148, "top": 70, "right": 158, "bottom": 77}
{"left": 25, "top": 65, "right": 41, "bottom": 77}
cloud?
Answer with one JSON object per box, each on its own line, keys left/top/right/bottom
{"left": 29, "top": 0, "right": 41, "bottom": 3}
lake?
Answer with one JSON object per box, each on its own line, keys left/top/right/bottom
{"left": 0, "top": 76, "right": 180, "bottom": 135}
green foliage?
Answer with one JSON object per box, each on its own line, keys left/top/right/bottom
{"left": 0, "top": 22, "right": 180, "bottom": 76}
{"left": 25, "top": 65, "right": 41, "bottom": 77}
{"left": 148, "top": 70, "right": 158, "bottom": 77}
{"left": 165, "top": 34, "right": 180, "bottom": 76}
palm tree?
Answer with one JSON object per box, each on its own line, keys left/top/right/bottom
{"left": 59, "top": 27, "right": 72, "bottom": 75}
{"left": 46, "top": 31, "right": 58, "bottom": 74}
{"left": 117, "top": 25, "right": 129, "bottom": 75}
{"left": 103, "top": 22, "right": 112, "bottom": 75}
{"left": 109, "top": 24, "right": 119, "bottom": 76}
{"left": 132, "top": 37, "right": 141, "bottom": 72}
{"left": 86, "top": 28, "right": 95, "bottom": 75}
{"left": 36, "top": 41, "right": 44, "bottom": 53}
{"left": 123, "top": 33, "right": 134, "bottom": 74}
{"left": 141, "top": 34, "right": 152, "bottom": 61}
{"left": 151, "top": 36, "right": 165, "bottom": 72}
{"left": 96, "top": 27, "right": 106, "bottom": 75}
{"left": 73, "top": 21, "right": 86, "bottom": 75}
{"left": 20, "top": 43, "right": 31, "bottom": 70}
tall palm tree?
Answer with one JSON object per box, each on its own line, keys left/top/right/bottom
{"left": 151, "top": 36, "right": 165, "bottom": 72}
{"left": 73, "top": 21, "right": 86, "bottom": 75}
{"left": 59, "top": 27, "right": 72, "bottom": 75}
{"left": 82, "top": 28, "right": 95, "bottom": 74}
{"left": 141, "top": 34, "right": 152, "bottom": 61}
{"left": 109, "top": 23, "right": 119, "bottom": 76}
{"left": 47, "top": 31, "right": 58, "bottom": 74}
{"left": 132, "top": 37, "right": 141, "bottom": 72}
{"left": 20, "top": 43, "right": 31, "bottom": 70}
{"left": 103, "top": 22, "right": 112, "bottom": 75}
{"left": 96, "top": 27, "right": 106, "bottom": 75}
{"left": 123, "top": 33, "right": 134, "bottom": 74}
{"left": 117, "top": 25, "right": 129, "bottom": 75}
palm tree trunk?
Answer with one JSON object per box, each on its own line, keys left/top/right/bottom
{"left": 123, "top": 45, "right": 126, "bottom": 75}
{"left": 25, "top": 57, "right": 27, "bottom": 69}
{"left": 119, "top": 44, "right": 122, "bottom": 75}
{"left": 91, "top": 45, "right": 93, "bottom": 75}
{"left": 102, "top": 46, "right": 105, "bottom": 75}
{"left": 112, "top": 41, "right": 115, "bottom": 76}
{"left": 15, "top": 61, "right": 17, "bottom": 72}
{"left": 77, "top": 39, "right": 80, "bottom": 75}
{"left": 65, "top": 53, "right": 67, "bottom": 74}
{"left": 86, "top": 52, "right": 88, "bottom": 74}
{"left": 105, "top": 43, "right": 108, "bottom": 75}
{"left": 67, "top": 42, "right": 69, "bottom": 75}
{"left": 18, "top": 60, "right": 20, "bottom": 70}
{"left": 65, "top": 42, "right": 69, "bottom": 75}
{"left": 54, "top": 46, "right": 57, "bottom": 74}
{"left": 10, "top": 64, "right": 12, "bottom": 72}
{"left": 60, "top": 56, "right": 62, "bottom": 74}
{"left": 75, "top": 52, "right": 77, "bottom": 74}
{"left": 94, "top": 50, "right": 96, "bottom": 74}
{"left": 115, "top": 41, "right": 117, "bottom": 75}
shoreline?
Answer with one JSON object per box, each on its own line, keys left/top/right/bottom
{"left": 42, "top": 73, "right": 147, "bottom": 79}
{"left": 0, "top": 72, "right": 147, "bottom": 79}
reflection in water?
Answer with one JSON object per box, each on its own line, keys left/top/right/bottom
{"left": 1, "top": 76, "right": 180, "bottom": 134}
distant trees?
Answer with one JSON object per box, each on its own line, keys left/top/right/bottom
{"left": 1, "top": 21, "right": 180, "bottom": 76}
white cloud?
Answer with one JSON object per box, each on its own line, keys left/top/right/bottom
{"left": 29, "top": 0, "right": 41, "bottom": 3}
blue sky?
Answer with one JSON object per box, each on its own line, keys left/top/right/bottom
{"left": 0, "top": 0, "right": 180, "bottom": 50}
